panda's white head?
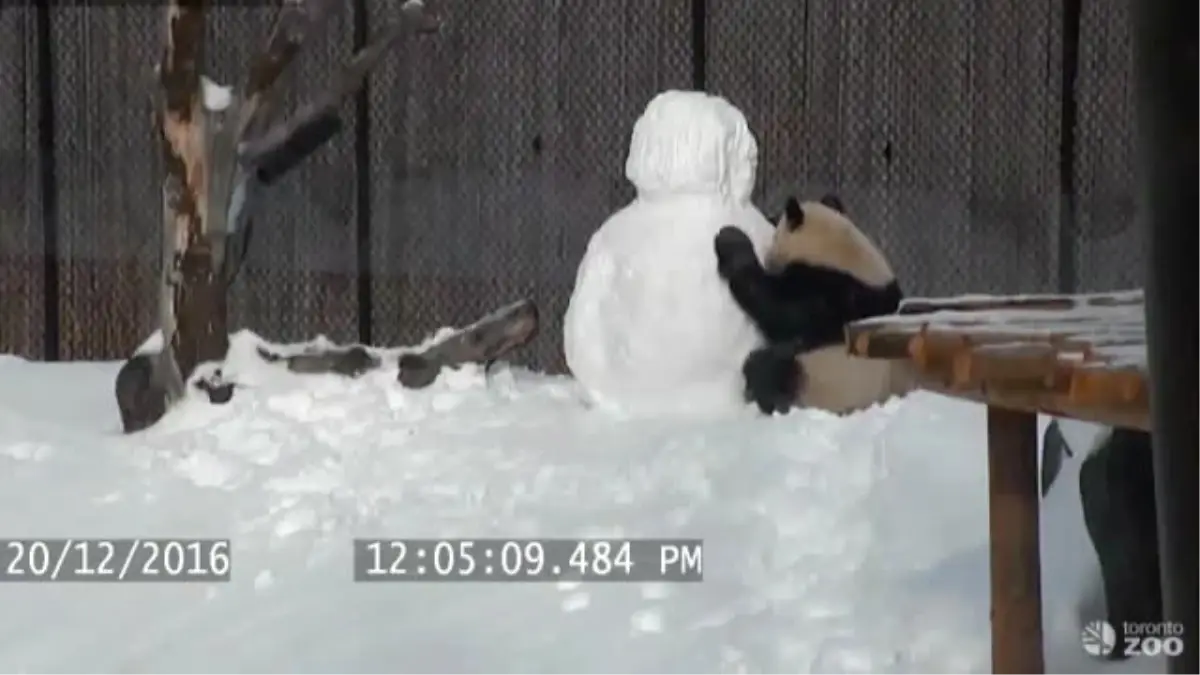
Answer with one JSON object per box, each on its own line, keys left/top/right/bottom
{"left": 766, "top": 194, "right": 895, "bottom": 288}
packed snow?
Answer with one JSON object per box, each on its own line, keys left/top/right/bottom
{"left": 201, "top": 75, "right": 232, "bottom": 112}
{"left": 563, "top": 90, "right": 777, "bottom": 417}
{"left": 0, "top": 331, "right": 1166, "bottom": 673}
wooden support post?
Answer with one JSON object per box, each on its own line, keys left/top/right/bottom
{"left": 1130, "top": 0, "right": 1199, "bottom": 670}
{"left": 986, "top": 406, "right": 1045, "bottom": 674}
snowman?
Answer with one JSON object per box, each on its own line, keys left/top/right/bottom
{"left": 562, "top": 90, "right": 776, "bottom": 416}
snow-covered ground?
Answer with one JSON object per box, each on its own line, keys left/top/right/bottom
{"left": 0, "top": 332, "right": 1164, "bottom": 673}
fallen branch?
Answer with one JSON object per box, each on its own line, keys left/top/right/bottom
{"left": 397, "top": 299, "right": 540, "bottom": 388}
{"left": 250, "top": 299, "right": 541, "bottom": 389}
{"left": 256, "top": 343, "right": 382, "bottom": 377}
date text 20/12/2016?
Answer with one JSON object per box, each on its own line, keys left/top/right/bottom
{"left": 354, "top": 538, "right": 703, "bottom": 583}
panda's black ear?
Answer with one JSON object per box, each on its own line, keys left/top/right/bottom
{"left": 818, "top": 193, "right": 845, "bottom": 213}
{"left": 782, "top": 197, "right": 804, "bottom": 230}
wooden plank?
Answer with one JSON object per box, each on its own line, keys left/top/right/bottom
{"left": 847, "top": 330, "right": 1150, "bottom": 430}
{"left": 898, "top": 290, "right": 1143, "bottom": 314}
{"left": 845, "top": 290, "right": 1151, "bottom": 430}
{"left": 915, "top": 372, "right": 1149, "bottom": 431}
{"left": 987, "top": 406, "right": 1045, "bottom": 674}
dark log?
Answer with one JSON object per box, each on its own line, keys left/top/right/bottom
{"left": 256, "top": 344, "right": 381, "bottom": 377}
{"left": 248, "top": 299, "right": 540, "bottom": 387}
{"left": 398, "top": 299, "right": 540, "bottom": 388}
{"left": 115, "top": 353, "right": 168, "bottom": 434}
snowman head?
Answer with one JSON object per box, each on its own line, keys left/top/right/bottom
{"left": 624, "top": 90, "right": 758, "bottom": 204}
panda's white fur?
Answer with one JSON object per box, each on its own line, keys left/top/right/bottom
{"left": 771, "top": 199, "right": 914, "bottom": 414}
{"left": 766, "top": 200, "right": 896, "bottom": 287}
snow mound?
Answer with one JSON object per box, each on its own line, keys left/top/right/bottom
{"left": 0, "top": 335, "right": 1162, "bottom": 673}
{"left": 563, "top": 90, "right": 777, "bottom": 417}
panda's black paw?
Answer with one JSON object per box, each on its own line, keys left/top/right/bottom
{"left": 714, "top": 226, "right": 759, "bottom": 279}
{"left": 742, "top": 345, "right": 801, "bottom": 415}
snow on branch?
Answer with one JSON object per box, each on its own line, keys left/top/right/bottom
{"left": 252, "top": 299, "right": 541, "bottom": 390}
{"left": 117, "top": 0, "right": 449, "bottom": 434}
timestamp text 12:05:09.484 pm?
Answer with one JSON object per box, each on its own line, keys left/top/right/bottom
{"left": 353, "top": 538, "right": 703, "bottom": 583}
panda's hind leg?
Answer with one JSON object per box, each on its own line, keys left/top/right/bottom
{"left": 742, "top": 342, "right": 804, "bottom": 415}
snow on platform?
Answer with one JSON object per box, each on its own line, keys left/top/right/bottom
{"left": 0, "top": 331, "right": 1163, "bottom": 673}
{"left": 858, "top": 289, "right": 1148, "bottom": 372}
{"left": 848, "top": 290, "right": 1150, "bottom": 431}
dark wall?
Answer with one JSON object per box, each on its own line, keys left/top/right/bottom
{"left": 0, "top": 0, "right": 1139, "bottom": 370}
{"left": 0, "top": 7, "right": 46, "bottom": 360}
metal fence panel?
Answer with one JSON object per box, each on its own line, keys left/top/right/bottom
{"left": 206, "top": 5, "right": 362, "bottom": 346}
{"left": 961, "top": 0, "right": 1064, "bottom": 295}
{"left": 0, "top": 6, "right": 44, "bottom": 360}
{"left": 1, "top": 0, "right": 1141, "bottom": 364}
{"left": 1072, "top": 0, "right": 1141, "bottom": 292}
{"left": 365, "top": 0, "right": 692, "bottom": 371}
{"left": 44, "top": 5, "right": 360, "bottom": 361}
{"left": 708, "top": 0, "right": 1064, "bottom": 297}
{"left": 49, "top": 6, "right": 162, "bottom": 359}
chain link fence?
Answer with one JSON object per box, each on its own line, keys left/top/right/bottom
{"left": 0, "top": 7, "right": 45, "bottom": 360}
{"left": 1072, "top": 0, "right": 1141, "bottom": 292}
{"left": 0, "top": 0, "right": 1140, "bottom": 373}
{"left": 365, "top": 0, "right": 692, "bottom": 372}
{"left": 708, "top": 0, "right": 1068, "bottom": 298}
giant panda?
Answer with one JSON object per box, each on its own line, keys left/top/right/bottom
{"left": 713, "top": 193, "right": 914, "bottom": 415}
{"left": 1042, "top": 419, "right": 1162, "bottom": 660}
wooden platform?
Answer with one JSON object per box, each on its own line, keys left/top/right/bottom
{"left": 845, "top": 289, "right": 1150, "bottom": 674}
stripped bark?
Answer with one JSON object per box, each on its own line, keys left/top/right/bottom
{"left": 116, "top": 0, "right": 444, "bottom": 433}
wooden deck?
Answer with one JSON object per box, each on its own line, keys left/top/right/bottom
{"left": 845, "top": 289, "right": 1150, "bottom": 675}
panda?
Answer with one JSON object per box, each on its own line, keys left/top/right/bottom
{"left": 1042, "top": 420, "right": 1162, "bottom": 660}
{"left": 713, "top": 193, "right": 914, "bottom": 415}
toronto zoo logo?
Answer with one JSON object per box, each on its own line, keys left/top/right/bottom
{"left": 1081, "top": 620, "right": 1186, "bottom": 658}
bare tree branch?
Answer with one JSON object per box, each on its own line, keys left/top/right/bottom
{"left": 240, "top": 0, "right": 342, "bottom": 140}
{"left": 117, "top": 0, "right": 450, "bottom": 434}
{"left": 238, "top": 0, "right": 442, "bottom": 169}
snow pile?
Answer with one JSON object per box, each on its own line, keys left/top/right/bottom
{"left": 563, "top": 90, "right": 777, "bottom": 417}
{"left": 0, "top": 333, "right": 1164, "bottom": 673}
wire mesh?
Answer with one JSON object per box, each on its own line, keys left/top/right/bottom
{"left": 49, "top": 6, "right": 162, "bottom": 360}
{"left": 205, "top": 4, "right": 362, "bottom": 346}
{"left": 1072, "top": 0, "right": 1142, "bottom": 292}
{"left": 0, "top": 0, "right": 1142, "bottom": 364}
{"left": 0, "top": 6, "right": 44, "bottom": 360}
{"left": 707, "top": 0, "right": 1066, "bottom": 298}
{"left": 365, "top": 0, "right": 691, "bottom": 372}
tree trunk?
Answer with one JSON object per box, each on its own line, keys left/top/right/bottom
{"left": 116, "top": 0, "right": 446, "bottom": 433}
{"left": 159, "top": 0, "right": 227, "bottom": 385}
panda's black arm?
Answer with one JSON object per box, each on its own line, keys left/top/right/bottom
{"left": 722, "top": 265, "right": 845, "bottom": 348}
